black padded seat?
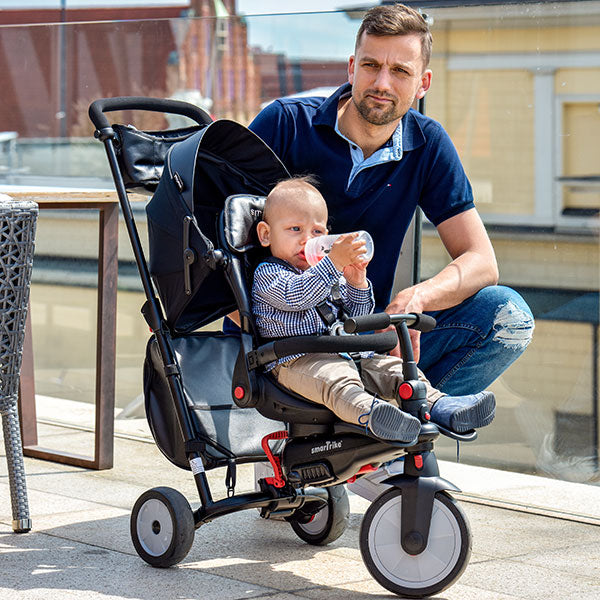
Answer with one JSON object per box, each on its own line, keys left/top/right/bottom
{"left": 257, "top": 373, "right": 337, "bottom": 426}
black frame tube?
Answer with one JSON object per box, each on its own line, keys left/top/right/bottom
{"left": 98, "top": 128, "right": 214, "bottom": 507}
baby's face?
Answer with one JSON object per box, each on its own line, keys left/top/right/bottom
{"left": 260, "top": 191, "right": 328, "bottom": 270}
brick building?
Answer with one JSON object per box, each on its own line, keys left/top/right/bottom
{"left": 252, "top": 50, "right": 347, "bottom": 106}
{"left": 0, "top": 1, "right": 261, "bottom": 136}
{"left": 0, "top": 1, "right": 351, "bottom": 136}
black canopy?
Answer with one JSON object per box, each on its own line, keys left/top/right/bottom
{"left": 146, "top": 120, "right": 289, "bottom": 332}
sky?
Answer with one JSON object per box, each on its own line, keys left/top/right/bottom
{"left": 0, "top": 0, "right": 376, "bottom": 61}
{"left": 236, "top": 1, "right": 370, "bottom": 15}
{"left": 236, "top": 0, "right": 375, "bottom": 60}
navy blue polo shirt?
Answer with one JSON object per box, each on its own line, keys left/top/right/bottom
{"left": 249, "top": 83, "right": 474, "bottom": 311}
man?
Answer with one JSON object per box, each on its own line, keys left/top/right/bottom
{"left": 249, "top": 4, "right": 534, "bottom": 499}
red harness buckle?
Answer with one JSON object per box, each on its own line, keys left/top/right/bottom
{"left": 261, "top": 430, "right": 289, "bottom": 488}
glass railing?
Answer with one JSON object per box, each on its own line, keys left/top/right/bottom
{"left": 1, "top": 2, "right": 598, "bottom": 485}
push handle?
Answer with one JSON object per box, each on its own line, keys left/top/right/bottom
{"left": 89, "top": 96, "right": 212, "bottom": 131}
{"left": 344, "top": 312, "right": 436, "bottom": 334}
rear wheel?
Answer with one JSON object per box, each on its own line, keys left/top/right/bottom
{"left": 288, "top": 484, "right": 349, "bottom": 545}
{"left": 130, "top": 487, "right": 195, "bottom": 567}
{"left": 359, "top": 488, "right": 471, "bottom": 598}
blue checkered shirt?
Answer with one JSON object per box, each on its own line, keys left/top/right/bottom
{"left": 252, "top": 256, "right": 375, "bottom": 368}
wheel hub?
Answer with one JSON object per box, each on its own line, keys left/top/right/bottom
{"left": 402, "top": 530, "right": 426, "bottom": 555}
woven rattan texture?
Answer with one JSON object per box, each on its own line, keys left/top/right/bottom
{"left": 0, "top": 200, "right": 38, "bottom": 408}
{"left": 0, "top": 199, "right": 37, "bottom": 528}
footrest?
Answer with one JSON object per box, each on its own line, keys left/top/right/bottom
{"left": 436, "top": 425, "right": 478, "bottom": 442}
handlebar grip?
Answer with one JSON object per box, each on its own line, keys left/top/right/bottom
{"left": 343, "top": 313, "right": 391, "bottom": 334}
{"left": 410, "top": 313, "right": 437, "bottom": 333}
{"left": 88, "top": 96, "right": 212, "bottom": 131}
{"left": 345, "top": 312, "right": 437, "bottom": 334}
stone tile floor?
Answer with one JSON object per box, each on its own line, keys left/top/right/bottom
{"left": 1, "top": 423, "right": 599, "bottom": 600}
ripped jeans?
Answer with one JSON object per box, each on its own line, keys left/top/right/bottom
{"left": 418, "top": 285, "right": 534, "bottom": 395}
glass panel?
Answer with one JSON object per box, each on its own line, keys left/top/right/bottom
{"left": 0, "top": 3, "right": 598, "bottom": 485}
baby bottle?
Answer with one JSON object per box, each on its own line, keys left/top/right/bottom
{"left": 304, "top": 230, "right": 374, "bottom": 267}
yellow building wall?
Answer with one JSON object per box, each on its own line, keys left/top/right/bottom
{"left": 445, "top": 26, "right": 600, "bottom": 54}
{"left": 420, "top": 233, "right": 599, "bottom": 291}
{"left": 555, "top": 68, "right": 600, "bottom": 95}
{"left": 507, "top": 319, "right": 595, "bottom": 414}
{"left": 420, "top": 233, "right": 598, "bottom": 415}
{"left": 426, "top": 28, "right": 600, "bottom": 219}
{"left": 407, "top": 14, "right": 600, "bottom": 479}
{"left": 427, "top": 69, "right": 535, "bottom": 215}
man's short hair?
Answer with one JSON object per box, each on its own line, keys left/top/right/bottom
{"left": 355, "top": 3, "right": 432, "bottom": 68}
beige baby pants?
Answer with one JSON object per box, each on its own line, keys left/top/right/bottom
{"left": 271, "top": 353, "right": 445, "bottom": 426}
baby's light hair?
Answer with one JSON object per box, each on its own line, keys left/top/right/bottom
{"left": 264, "top": 175, "right": 322, "bottom": 222}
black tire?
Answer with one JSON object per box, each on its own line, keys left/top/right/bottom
{"left": 289, "top": 484, "right": 350, "bottom": 545}
{"left": 130, "top": 486, "right": 195, "bottom": 567}
{"left": 359, "top": 489, "right": 471, "bottom": 598}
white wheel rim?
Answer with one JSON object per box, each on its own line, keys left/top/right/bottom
{"left": 297, "top": 504, "right": 329, "bottom": 535}
{"left": 136, "top": 498, "right": 174, "bottom": 557}
{"left": 368, "top": 495, "right": 462, "bottom": 589}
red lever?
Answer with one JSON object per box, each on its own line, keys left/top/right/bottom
{"left": 399, "top": 383, "right": 413, "bottom": 400}
{"left": 261, "top": 430, "right": 289, "bottom": 488}
{"left": 347, "top": 463, "right": 378, "bottom": 484}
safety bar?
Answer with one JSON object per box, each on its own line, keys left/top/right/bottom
{"left": 248, "top": 330, "right": 398, "bottom": 369}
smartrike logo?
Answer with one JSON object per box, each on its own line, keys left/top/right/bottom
{"left": 310, "top": 440, "right": 342, "bottom": 455}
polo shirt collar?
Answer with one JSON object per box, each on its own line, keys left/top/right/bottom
{"left": 313, "top": 83, "right": 426, "bottom": 152}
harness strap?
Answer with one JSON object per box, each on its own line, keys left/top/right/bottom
{"left": 225, "top": 459, "right": 237, "bottom": 497}
{"left": 260, "top": 257, "right": 347, "bottom": 328}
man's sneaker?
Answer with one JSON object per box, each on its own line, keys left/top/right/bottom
{"left": 346, "top": 457, "right": 405, "bottom": 502}
{"left": 363, "top": 400, "right": 421, "bottom": 443}
{"left": 430, "top": 391, "right": 496, "bottom": 433}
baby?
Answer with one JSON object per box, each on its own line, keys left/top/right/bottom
{"left": 251, "top": 176, "right": 495, "bottom": 443}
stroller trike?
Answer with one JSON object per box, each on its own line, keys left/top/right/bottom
{"left": 89, "top": 97, "right": 478, "bottom": 598}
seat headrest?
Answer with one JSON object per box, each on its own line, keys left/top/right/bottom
{"left": 222, "top": 194, "right": 266, "bottom": 253}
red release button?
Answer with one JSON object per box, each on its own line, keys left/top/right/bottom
{"left": 234, "top": 386, "right": 245, "bottom": 400}
{"left": 399, "top": 383, "right": 413, "bottom": 400}
{"left": 414, "top": 454, "right": 424, "bottom": 470}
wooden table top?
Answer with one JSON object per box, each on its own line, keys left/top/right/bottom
{"left": 2, "top": 189, "right": 147, "bottom": 209}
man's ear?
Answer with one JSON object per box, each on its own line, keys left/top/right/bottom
{"left": 348, "top": 54, "right": 355, "bottom": 85}
{"left": 256, "top": 221, "right": 270, "bottom": 247}
{"left": 416, "top": 69, "right": 432, "bottom": 100}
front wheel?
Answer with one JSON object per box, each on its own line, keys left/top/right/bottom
{"left": 130, "top": 486, "right": 195, "bottom": 567}
{"left": 288, "top": 484, "right": 349, "bottom": 545}
{"left": 359, "top": 488, "right": 471, "bottom": 598}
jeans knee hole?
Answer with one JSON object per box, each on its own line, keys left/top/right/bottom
{"left": 492, "top": 300, "right": 535, "bottom": 350}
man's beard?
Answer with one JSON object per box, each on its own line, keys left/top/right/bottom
{"left": 354, "top": 90, "right": 403, "bottom": 126}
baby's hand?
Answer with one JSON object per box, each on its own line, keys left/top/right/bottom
{"left": 328, "top": 233, "right": 370, "bottom": 271}
{"left": 344, "top": 261, "right": 368, "bottom": 289}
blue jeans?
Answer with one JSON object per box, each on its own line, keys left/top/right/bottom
{"left": 418, "top": 285, "right": 534, "bottom": 395}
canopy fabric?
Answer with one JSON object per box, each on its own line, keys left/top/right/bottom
{"left": 146, "top": 119, "right": 289, "bottom": 332}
